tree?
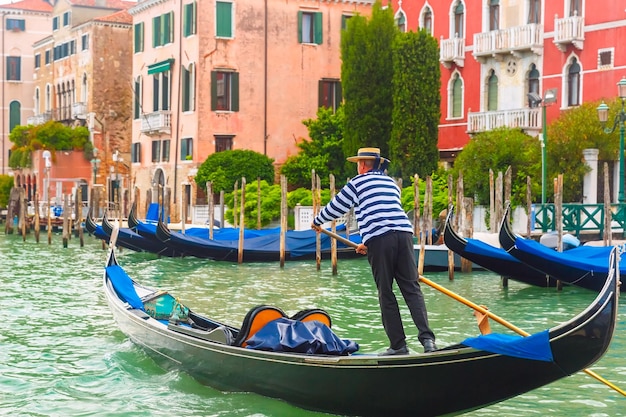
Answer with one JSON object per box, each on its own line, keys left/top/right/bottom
{"left": 0, "top": 175, "right": 13, "bottom": 208}
{"left": 390, "top": 29, "right": 440, "bottom": 179}
{"left": 195, "top": 150, "right": 275, "bottom": 193}
{"left": 453, "top": 128, "right": 541, "bottom": 206}
{"left": 341, "top": 1, "right": 396, "bottom": 160}
{"left": 280, "top": 106, "right": 350, "bottom": 189}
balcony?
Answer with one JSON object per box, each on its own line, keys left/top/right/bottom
{"left": 467, "top": 108, "right": 541, "bottom": 134}
{"left": 141, "top": 110, "right": 171, "bottom": 135}
{"left": 26, "top": 112, "right": 52, "bottom": 126}
{"left": 473, "top": 24, "right": 543, "bottom": 62}
{"left": 71, "top": 102, "right": 88, "bottom": 120}
{"left": 554, "top": 13, "right": 584, "bottom": 52}
{"left": 440, "top": 35, "right": 465, "bottom": 68}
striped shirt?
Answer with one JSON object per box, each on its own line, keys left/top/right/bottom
{"left": 313, "top": 170, "right": 413, "bottom": 244}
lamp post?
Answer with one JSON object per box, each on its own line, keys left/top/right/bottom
{"left": 112, "top": 150, "right": 121, "bottom": 217}
{"left": 540, "top": 89, "right": 558, "bottom": 204}
{"left": 597, "top": 77, "right": 626, "bottom": 204}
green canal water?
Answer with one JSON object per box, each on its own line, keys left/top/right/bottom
{"left": 1, "top": 233, "right": 625, "bottom": 416}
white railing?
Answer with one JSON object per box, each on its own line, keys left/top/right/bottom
{"left": 554, "top": 14, "right": 584, "bottom": 49}
{"left": 440, "top": 35, "right": 465, "bottom": 67}
{"left": 467, "top": 108, "right": 541, "bottom": 133}
{"left": 27, "top": 112, "right": 52, "bottom": 126}
{"left": 71, "top": 102, "right": 87, "bottom": 120}
{"left": 140, "top": 110, "right": 171, "bottom": 134}
{"left": 474, "top": 24, "right": 543, "bottom": 57}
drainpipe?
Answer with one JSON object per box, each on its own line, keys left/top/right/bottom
{"left": 264, "top": 0, "right": 268, "bottom": 155}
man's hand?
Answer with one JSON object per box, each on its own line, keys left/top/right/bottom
{"left": 356, "top": 243, "right": 367, "bottom": 255}
{"left": 311, "top": 223, "right": 321, "bottom": 232}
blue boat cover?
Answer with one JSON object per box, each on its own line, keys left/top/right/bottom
{"left": 246, "top": 317, "right": 359, "bottom": 355}
{"left": 106, "top": 265, "right": 144, "bottom": 310}
{"left": 462, "top": 330, "right": 553, "bottom": 362}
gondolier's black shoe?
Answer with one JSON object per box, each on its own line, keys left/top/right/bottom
{"left": 379, "top": 346, "right": 409, "bottom": 356}
{"left": 423, "top": 339, "right": 437, "bottom": 353}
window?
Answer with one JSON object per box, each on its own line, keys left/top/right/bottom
{"left": 182, "top": 64, "right": 195, "bottom": 112}
{"left": 598, "top": 48, "right": 614, "bottom": 69}
{"left": 422, "top": 7, "right": 433, "bottom": 34}
{"left": 7, "top": 56, "right": 21, "bottom": 81}
{"left": 453, "top": 1, "right": 464, "bottom": 37}
{"left": 81, "top": 34, "right": 89, "bottom": 51}
{"left": 341, "top": 14, "right": 352, "bottom": 31}
{"left": 567, "top": 58, "right": 581, "bottom": 107}
{"left": 35, "top": 88, "right": 40, "bottom": 114}
{"left": 134, "top": 76, "right": 142, "bottom": 119}
{"left": 162, "top": 139, "right": 171, "bottom": 162}
{"left": 569, "top": 0, "right": 581, "bottom": 17}
{"left": 131, "top": 143, "right": 141, "bottom": 163}
{"left": 298, "top": 11, "right": 322, "bottom": 45}
{"left": 396, "top": 11, "right": 407, "bottom": 32}
{"left": 45, "top": 84, "right": 52, "bottom": 111}
{"left": 81, "top": 73, "right": 88, "bottom": 102}
{"left": 215, "top": 135, "right": 233, "bottom": 153}
{"left": 35, "top": 54, "right": 41, "bottom": 69}
{"left": 134, "top": 22, "right": 144, "bottom": 53}
{"left": 52, "top": 16, "right": 59, "bottom": 31}
{"left": 450, "top": 73, "right": 463, "bottom": 118}
{"left": 45, "top": 49, "right": 51, "bottom": 65}
{"left": 152, "top": 12, "right": 173, "bottom": 47}
{"left": 6, "top": 18, "right": 25, "bottom": 31}
{"left": 63, "top": 11, "right": 71, "bottom": 27}
{"left": 489, "top": 0, "right": 499, "bottom": 31}
{"left": 527, "top": 64, "right": 540, "bottom": 107}
{"left": 152, "top": 140, "right": 161, "bottom": 162}
{"left": 152, "top": 71, "right": 171, "bottom": 111}
{"left": 184, "top": 2, "right": 197, "bottom": 37}
{"left": 211, "top": 70, "right": 239, "bottom": 111}
{"left": 319, "top": 79, "right": 342, "bottom": 112}
{"left": 181, "top": 138, "right": 193, "bottom": 160}
{"left": 487, "top": 70, "right": 498, "bottom": 111}
{"left": 528, "top": 0, "right": 541, "bottom": 24}
{"left": 216, "top": 1, "right": 233, "bottom": 38}
{"left": 9, "top": 101, "right": 20, "bottom": 132}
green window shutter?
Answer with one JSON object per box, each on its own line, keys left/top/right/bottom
{"left": 216, "top": 2, "right": 232, "bottom": 37}
{"left": 192, "top": 2, "right": 197, "bottom": 35}
{"left": 9, "top": 101, "right": 20, "bottom": 132}
{"left": 335, "top": 82, "right": 342, "bottom": 110}
{"left": 183, "top": 4, "right": 190, "bottom": 37}
{"left": 211, "top": 71, "right": 217, "bottom": 111}
{"left": 134, "top": 78, "right": 141, "bottom": 119}
{"left": 452, "top": 77, "right": 462, "bottom": 117}
{"left": 487, "top": 73, "right": 498, "bottom": 111}
{"left": 297, "top": 11, "right": 303, "bottom": 43}
{"left": 134, "top": 23, "right": 143, "bottom": 52}
{"left": 314, "top": 12, "right": 323, "bottom": 44}
{"left": 182, "top": 66, "right": 190, "bottom": 112}
{"left": 162, "top": 12, "right": 172, "bottom": 45}
{"left": 153, "top": 75, "right": 159, "bottom": 111}
{"left": 152, "top": 16, "right": 160, "bottom": 47}
{"left": 231, "top": 72, "right": 239, "bottom": 111}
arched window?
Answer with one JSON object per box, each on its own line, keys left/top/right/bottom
{"left": 567, "top": 58, "right": 581, "bottom": 107}
{"left": 9, "top": 101, "right": 20, "bottom": 132}
{"left": 422, "top": 6, "right": 433, "bottom": 34}
{"left": 45, "top": 84, "right": 52, "bottom": 112}
{"left": 450, "top": 73, "right": 463, "bottom": 118}
{"left": 490, "top": 0, "right": 499, "bottom": 31}
{"left": 396, "top": 10, "right": 407, "bottom": 32}
{"left": 454, "top": 1, "right": 464, "bottom": 37}
{"left": 487, "top": 70, "right": 498, "bottom": 111}
{"left": 81, "top": 73, "right": 88, "bottom": 102}
{"left": 34, "top": 87, "right": 40, "bottom": 115}
{"left": 134, "top": 75, "right": 142, "bottom": 119}
{"left": 528, "top": 64, "right": 540, "bottom": 107}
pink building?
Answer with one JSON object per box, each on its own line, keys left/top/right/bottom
{"left": 384, "top": 0, "right": 626, "bottom": 171}
{"left": 130, "top": 0, "right": 374, "bottom": 221}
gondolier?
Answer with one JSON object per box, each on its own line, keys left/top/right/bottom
{"left": 312, "top": 147, "right": 437, "bottom": 355}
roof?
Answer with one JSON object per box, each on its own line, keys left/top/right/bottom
{"left": 94, "top": 8, "right": 131, "bottom": 24}
{"left": 66, "top": 0, "right": 135, "bottom": 8}
{"left": 1, "top": 0, "right": 53, "bottom": 13}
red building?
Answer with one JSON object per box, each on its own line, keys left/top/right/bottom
{"left": 384, "top": 0, "right": 626, "bottom": 167}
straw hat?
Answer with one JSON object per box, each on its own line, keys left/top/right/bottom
{"left": 346, "top": 147, "right": 389, "bottom": 164}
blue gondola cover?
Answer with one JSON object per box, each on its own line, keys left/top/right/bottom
{"left": 462, "top": 330, "right": 553, "bottom": 362}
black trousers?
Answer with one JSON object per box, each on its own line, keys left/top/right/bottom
{"left": 366, "top": 230, "right": 435, "bottom": 349}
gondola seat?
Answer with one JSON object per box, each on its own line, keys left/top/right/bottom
{"left": 290, "top": 308, "right": 332, "bottom": 328}
{"left": 233, "top": 305, "right": 287, "bottom": 347}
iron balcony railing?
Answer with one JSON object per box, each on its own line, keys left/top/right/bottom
{"left": 532, "top": 203, "right": 626, "bottom": 237}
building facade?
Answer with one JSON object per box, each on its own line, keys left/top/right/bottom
{"left": 129, "top": 0, "right": 374, "bottom": 221}
{"left": 0, "top": 0, "right": 53, "bottom": 176}
{"left": 385, "top": 0, "right": 626, "bottom": 170}
{"left": 30, "top": 0, "right": 133, "bottom": 207}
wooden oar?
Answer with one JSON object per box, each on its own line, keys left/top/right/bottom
{"left": 318, "top": 227, "right": 626, "bottom": 397}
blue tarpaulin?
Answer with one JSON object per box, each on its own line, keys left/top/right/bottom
{"left": 246, "top": 317, "right": 359, "bottom": 355}
{"left": 106, "top": 265, "right": 144, "bottom": 310}
{"left": 462, "top": 330, "right": 553, "bottom": 362}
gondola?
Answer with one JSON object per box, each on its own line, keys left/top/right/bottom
{"left": 154, "top": 218, "right": 363, "bottom": 262}
{"left": 100, "top": 213, "right": 181, "bottom": 257}
{"left": 499, "top": 205, "right": 620, "bottom": 292}
{"left": 443, "top": 208, "right": 558, "bottom": 287}
{"left": 103, "top": 233, "right": 619, "bottom": 417}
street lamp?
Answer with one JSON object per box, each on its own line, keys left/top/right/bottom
{"left": 597, "top": 77, "right": 626, "bottom": 204}
{"left": 90, "top": 147, "right": 101, "bottom": 185}
{"left": 528, "top": 89, "right": 558, "bottom": 204}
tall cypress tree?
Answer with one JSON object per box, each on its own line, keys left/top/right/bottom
{"left": 390, "top": 29, "right": 441, "bottom": 178}
{"left": 341, "top": 2, "right": 396, "bottom": 160}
